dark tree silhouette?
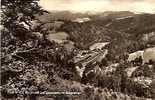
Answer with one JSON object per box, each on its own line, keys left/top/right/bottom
{"left": 1, "top": 0, "right": 45, "bottom": 41}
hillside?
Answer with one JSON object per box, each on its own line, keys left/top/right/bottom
{"left": 2, "top": 11, "right": 155, "bottom": 99}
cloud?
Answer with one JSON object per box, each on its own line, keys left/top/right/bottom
{"left": 39, "top": 0, "right": 155, "bottom": 13}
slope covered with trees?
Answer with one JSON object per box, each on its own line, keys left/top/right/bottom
{"left": 1, "top": 1, "right": 155, "bottom": 99}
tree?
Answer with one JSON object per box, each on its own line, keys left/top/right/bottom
{"left": 1, "top": 0, "right": 45, "bottom": 98}
{"left": 1, "top": 0, "right": 45, "bottom": 41}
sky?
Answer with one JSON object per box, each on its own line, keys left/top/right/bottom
{"left": 39, "top": 0, "right": 155, "bottom": 13}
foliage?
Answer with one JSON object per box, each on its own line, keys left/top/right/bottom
{"left": 1, "top": 1, "right": 155, "bottom": 99}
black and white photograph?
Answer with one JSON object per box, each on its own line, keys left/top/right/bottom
{"left": 1, "top": 0, "right": 155, "bottom": 99}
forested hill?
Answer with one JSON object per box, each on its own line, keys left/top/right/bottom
{"left": 2, "top": 7, "right": 155, "bottom": 99}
